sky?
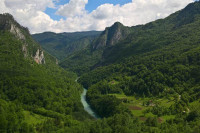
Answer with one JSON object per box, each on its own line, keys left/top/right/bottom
{"left": 0, "top": 0, "right": 196, "bottom": 33}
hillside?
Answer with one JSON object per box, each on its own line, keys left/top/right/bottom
{"left": 32, "top": 31, "right": 101, "bottom": 60}
{"left": 1, "top": 1, "right": 200, "bottom": 133}
{"left": 0, "top": 13, "right": 91, "bottom": 132}
{"left": 92, "top": 22, "right": 132, "bottom": 49}
{"left": 78, "top": 1, "right": 200, "bottom": 87}
{"left": 60, "top": 1, "right": 200, "bottom": 76}
{"left": 60, "top": 22, "right": 134, "bottom": 75}
{"left": 76, "top": 1, "right": 200, "bottom": 131}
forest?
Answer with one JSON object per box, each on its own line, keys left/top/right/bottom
{"left": 0, "top": 1, "right": 200, "bottom": 133}
{"left": 78, "top": 1, "right": 200, "bottom": 132}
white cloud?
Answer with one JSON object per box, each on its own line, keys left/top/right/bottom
{"left": 56, "top": 0, "right": 88, "bottom": 17}
{"left": 87, "top": 0, "right": 194, "bottom": 29}
{"left": 0, "top": 0, "right": 195, "bottom": 33}
{"left": 0, "top": 0, "right": 10, "bottom": 13}
{"left": 5, "top": 0, "right": 55, "bottom": 11}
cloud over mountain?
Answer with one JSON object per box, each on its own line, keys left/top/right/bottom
{"left": 0, "top": 0, "right": 194, "bottom": 33}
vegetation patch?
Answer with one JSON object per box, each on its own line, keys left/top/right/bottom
{"left": 129, "top": 105, "right": 142, "bottom": 110}
{"left": 23, "top": 111, "right": 49, "bottom": 125}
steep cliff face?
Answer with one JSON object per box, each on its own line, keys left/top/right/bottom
{"left": 34, "top": 49, "right": 45, "bottom": 64}
{"left": 0, "top": 13, "right": 45, "bottom": 64}
{"left": 93, "top": 22, "right": 131, "bottom": 49}
{"left": 10, "top": 23, "right": 25, "bottom": 40}
{"left": 22, "top": 44, "right": 28, "bottom": 57}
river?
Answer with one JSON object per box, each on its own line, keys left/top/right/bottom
{"left": 76, "top": 77, "right": 99, "bottom": 119}
{"left": 81, "top": 88, "right": 99, "bottom": 119}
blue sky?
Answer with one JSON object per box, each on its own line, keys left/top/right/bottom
{"left": 45, "top": 0, "right": 133, "bottom": 20}
{"left": 85, "top": 0, "right": 132, "bottom": 12}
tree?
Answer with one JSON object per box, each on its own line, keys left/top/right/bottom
{"left": 0, "top": 114, "right": 7, "bottom": 132}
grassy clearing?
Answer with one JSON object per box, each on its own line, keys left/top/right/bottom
{"left": 162, "top": 115, "right": 176, "bottom": 121}
{"left": 156, "top": 98, "right": 174, "bottom": 107}
{"left": 110, "top": 93, "right": 175, "bottom": 122}
{"left": 23, "top": 111, "right": 49, "bottom": 125}
{"left": 189, "top": 100, "right": 200, "bottom": 112}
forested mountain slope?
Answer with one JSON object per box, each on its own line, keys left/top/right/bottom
{"left": 1, "top": 1, "right": 200, "bottom": 133}
{"left": 60, "top": 1, "right": 200, "bottom": 76}
{"left": 32, "top": 31, "right": 101, "bottom": 60}
{"left": 59, "top": 22, "right": 135, "bottom": 75}
{"left": 76, "top": 1, "right": 200, "bottom": 131}
{"left": 0, "top": 13, "right": 91, "bottom": 132}
{"left": 79, "top": 0, "right": 200, "bottom": 88}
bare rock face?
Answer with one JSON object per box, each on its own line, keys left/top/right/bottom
{"left": 0, "top": 13, "right": 46, "bottom": 65}
{"left": 8, "top": 22, "right": 28, "bottom": 58}
{"left": 9, "top": 24, "right": 30, "bottom": 59}
{"left": 9, "top": 21, "right": 45, "bottom": 64}
{"left": 10, "top": 23, "right": 25, "bottom": 40}
{"left": 93, "top": 22, "right": 130, "bottom": 49}
{"left": 22, "top": 44, "right": 28, "bottom": 58}
{"left": 34, "top": 49, "right": 45, "bottom": 64}
{"left": 56, "top": 59, "right": 58, "bottom": 65}
{"left": 109, "top": 28, "right": 122, "bottom": 46}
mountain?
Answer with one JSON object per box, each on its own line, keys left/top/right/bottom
{"left": 77, "top": 0, "right": 200, "bottom": 92}
{"left": 60, "top": 1, "right": 200, "bottom": 75}
{"left": 1, "top": 1, "right": 200, "bottom": 133}
{"left": 60, "top": 22, "right": 135, "bottom": 75}
{"left": 32, "top": 31, "right": 101, "bottom": 60}
{"left": 77, "top": 1, "right": 200, "bottom": 124}
{"left": 92, "top": 22, "right": 132, "bottom": 49}
{"left": 0, "top": 13, "right": 91, "bottom": 132}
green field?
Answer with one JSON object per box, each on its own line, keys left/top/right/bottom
{"left": 110, "top": 93, "right": 175, "bottom": 122}
{"left": 23, "top": 111, "right": 49, "bottom": 125}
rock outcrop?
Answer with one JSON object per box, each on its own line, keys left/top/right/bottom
{"left": 0, "top": 13, "right": 46, "bottom": 64}
{"left": 9, "top": 23, "right": 30, "bottom": 58}
{"left": 56, "top": 59, "right": 58, "bottom": 65}
{"left": 10, "top": 23, "right": 25, "bottom": 40}
{"left": 34, "top": 49, "right": 45, "bottom": 64}
{"left": 22, "top": 44, "right": 28, "bottom": 58}
{"left": 93, "top": 22, "right": 131, "bottom": 49}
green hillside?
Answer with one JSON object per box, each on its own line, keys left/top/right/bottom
{"left": 0, "top": 13, "right": 91, "bottom": 132}
{"left": 60, "top": 1, "right": 200, "bottom": 76}
{"left": 77, "top": 1, "right": 200, "bottom": 132}
{"left": 32, "top": 31, "right": 101, "bottom": 60}
{"left": 1, "top": 1, "right": 200, "bottom": 133}
{"left": 59, "top": 22, "right": 135, "bottom": 75}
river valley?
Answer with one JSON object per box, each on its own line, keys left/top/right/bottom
{"left": 81, "top": 88, "right": 99, "bottom": 119}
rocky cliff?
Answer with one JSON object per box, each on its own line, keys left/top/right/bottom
{"left": 92, "top": 22, "right": 131, "bottom": 49}
{"left": 34, "top": 49, "right": 45, "bottom": 64}
{"left": 10, "top": 23, "right": 25, "bottom": 40}
{"left": 0, "top": 13, "right": 45, "bottom": 64}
